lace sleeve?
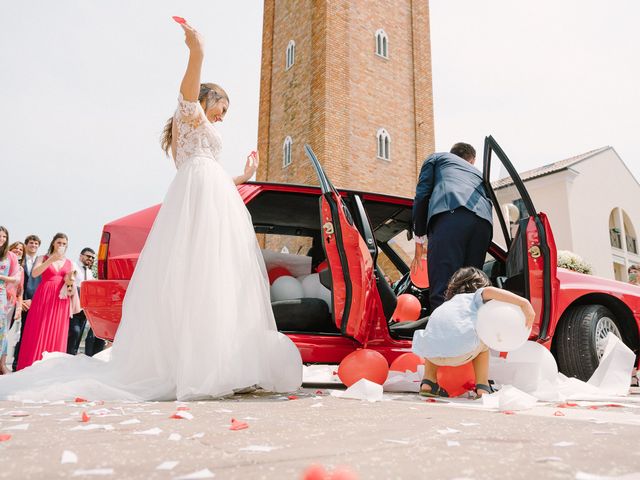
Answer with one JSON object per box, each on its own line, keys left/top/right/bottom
{"left": 175, "top": 93, "right": 204, "bottom": 128}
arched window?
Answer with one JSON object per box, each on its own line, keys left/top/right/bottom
{"left": 286, "top": 40, "right": 296, "bottom": 70}
{"left": 283, "top": 136, "right": 293, "bottom": 167}
{"left": 375, "top": 29, "right": 388, "bottom": 58}
{"left": 376, "top": 129, "right": 390, "bottom": 160}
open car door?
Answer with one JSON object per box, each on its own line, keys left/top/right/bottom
{"left": 483, "top": 136, "right": 559, "bottom": 340}
{"left": 304, "top": 145, "right": 377, "bottom": 343}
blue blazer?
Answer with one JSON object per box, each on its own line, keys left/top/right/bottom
{"left": 23, "top": 257, "right": 42, "bottom": 300}
{"left": 412, "top": 152, "right": 493, "bottom": 237}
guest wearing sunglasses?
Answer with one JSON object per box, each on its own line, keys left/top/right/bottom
{"left": 67, "top": 248, "right": 104, "bottom": 356}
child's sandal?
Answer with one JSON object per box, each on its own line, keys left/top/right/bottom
{"left": 419, "top": 379, "right": 449, "bottom": 398}
{"left": 475, "top": 383, "right": 494, "bottom": 397}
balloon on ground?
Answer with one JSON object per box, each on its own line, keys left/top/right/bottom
{"left": 389, "top": 352, "right": 424, "bottom": 373}
{"left": 338, "top": 349, "right": 389, "bottom": 387}
{"left": 436, "top": 361, "right": 475, "bottom": 397}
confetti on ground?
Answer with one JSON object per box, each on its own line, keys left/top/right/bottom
{"left": 230, "top": 418, "right": 249, "bottom": 431}
{"left": 61, "top": 450, "right": 78, "bottom": 464}
{"left": 168, "top": 433, "right": 182, "bottom": 441}
{"left": 310, "top": 403, "right": 324, "bottom": 408}
{"left": 156, "top": 461, "right": 179, "bottom": 471}
{"left": 177, "top": 406, "right": 190, "bottom": 411}
{"left": 502, "top": 411, "right": 516, "bottom": 415}
{"left": 81, "top": 412, "right": 90, "bottom": 423}
{"left": 288, "top": 395, "right": 299, "bottom": 400}
{"left": 5, "top": 423, "right": 29, "bottom": 431}
{"left": 175, "top": 468, "right": 216, "bottom": 479}
{"left": 557, "top": 402, "right": 578, "bottom": 408}
{"left": 215, "top": 409, "right": 232, "bottom": 413}
{"left": 118, "top": 419, "right": 141, "bottom": 425}
{"left": 74, "top": 398, "right": 88, "bottom": 403}
{"left": 70, "top": 424, "right": 114, "bottom": 432}
{"left": 187, "top": 432, "right": 205, "bottom": 439}
{"left": 72, "top": 469, "right": 114, "bottom": 476}
{"left": 133, "top": 427, "right": 162, "bottom": 436}
{"left": 460, "top": 422, "right": 479, "bottom": 426}
{"left": 553, "top": 441, "right": 575, "bottom": 447}
{"left": 239, "top": 445, "right": 279, "bottom": 452}
{"left": 553, "top": 411, "right": 566, "bottom": 417}
{"left": 447, "top": 440, "right": 461, "bottom": 447}
{"left": 170, "top": 411, "right": 194, "bottom": 420}
{"left": 437, "top": 427, "right": 460, "bottom": 435}
{"left": 0, "top": 434, "right": 12, "bottom": 442}
{"left": 383, "top": 439, "right": 410, "bottom": 445}
{"left": 535, "top": 457, "right": 563, "bottom": 463}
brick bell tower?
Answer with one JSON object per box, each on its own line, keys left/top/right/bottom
{"left": 257, "top": 0, "right": 435, "bottom": 198}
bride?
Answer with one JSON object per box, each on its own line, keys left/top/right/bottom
{"left": 0, "top": 20, "right": 302, "bottom": 401}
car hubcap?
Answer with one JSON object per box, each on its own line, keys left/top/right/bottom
{"left": 595, "top": 316, "right": 621, "bottom": 359}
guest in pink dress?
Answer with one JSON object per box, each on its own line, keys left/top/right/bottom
{"left": 16, "top": 233, "right": 77, "bottom": 371}
{"left": 0, "top": 227, "right": 21, "bottom": 375}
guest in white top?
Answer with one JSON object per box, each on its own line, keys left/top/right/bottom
{"left": 11, "top": 235, "right": 41, "bottom": 372}
{"left": 67, "top": 247, "right": 104, "bottom": 356}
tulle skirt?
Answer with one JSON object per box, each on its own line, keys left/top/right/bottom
{"left": 0, "top": 156, "right": 302, "bottom": 401}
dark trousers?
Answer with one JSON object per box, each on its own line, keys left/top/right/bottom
{"left": 67, "top": 311, "right": 87, "bottom": 355}
{"left": 12, "top": 309, "right": 28, "bottom": 371}
{"left": 84, "top": 328, "right": 106, "bottom": 357}
{"left": 427, "top": 208, "right": 493, "bottom": 311}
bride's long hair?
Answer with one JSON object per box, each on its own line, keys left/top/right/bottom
{"left": 160, "top": 83, "right": 229, "bottom": 156}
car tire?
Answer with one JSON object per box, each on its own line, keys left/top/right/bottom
{"left": 554, "top": 304, "right": 623, "bottom": 381}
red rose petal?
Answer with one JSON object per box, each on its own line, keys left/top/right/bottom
{"left": 74, "top": 397, "right": 88, "bottom": 403}
{"left": 229, "top": 418, "right": 249, "bottom": 431}
{"left": 81, "top": 411, "right": 90, "bottom": 423}
{"left": 502, "top": 410, "right": 516, "bottom": 415}
{"left": 172, "top": 16, "right": 186, "bottom": 24}
{"left": 287, "top": 395, "right": 299, "bottom": 400}
{"left": 0, "top": 434, "right": 11, "bottom": 442}
{"left": 425, "top": 398, "right": 437, "bottom": 403}
{"left": 557, "top": 402, "right": 578, "bottom": 408}
{"left": 605, "top": 403, "right": 624, "bottom": 408}
{"left": 588, "top": 406, "right": 599, "bottom": 410}
{"left": 553, "top": 411, "right": 565, "bottom": 417}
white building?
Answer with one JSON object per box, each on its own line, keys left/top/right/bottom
{"left": 492, "top": 147, "right": 640, "bottom": 281}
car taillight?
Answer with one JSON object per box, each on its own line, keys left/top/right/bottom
{"left": 98, "top": 231, "right": 110, "bottom": 279}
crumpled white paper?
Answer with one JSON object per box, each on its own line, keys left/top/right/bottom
{"left": 303, "top": 365, "right": 340, "bottom": 384}
{"left": 331, "top": 379, "right": 384, "bottom": 402}
{"left": 587, "top": 333, "right": 635, "bottom": 396}
{"left": 383, "top": 365, "right": 424, "bottom": 393}
{"left": 482, "top": 385, "right": 538, "bottom": 411}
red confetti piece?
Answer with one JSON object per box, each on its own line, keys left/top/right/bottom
{"left": 74, "top": 397, "right": 88, "bottom": 403}
{"left": 425, "top": 398, "right": 437, "bottom": 403}
{"left": 172, "top": 16, "right": 186, "bottom": 24}
{"left": 557, "top": 402, "right": 578, "bottom": 408}
{"left": 81, "top": 411, "right": 90, "bottom": 423}
{"left": 499, "top": 352, "right": 509, "bottom": 359}
{"left": 177, "top": 406, "right": 190, "bottom": 411}
{"left": 0, "top": 434, "right": 11, "bottom": 442}
{"left": 502, "top": 410, "right": 516, "bottom": 415}
{"left": 604, "top": 403, "right": 624, "bottom": 408}
{"left": 315, "top": 390, "right": 325, "bottom": 395}
{"left": 588, "top": 406, "right": 599, "bottom": 410}
{"left": 553, "top": 411, "right": 565, "bottom": 417}
{"left": 229, "top": 418, "right": 249, "bottom": 431}
{"left": 170, "top": 414, "right": 183, "bottom": 419}
{"left": 288, "top": 395, "right": 299, "bottom": 400}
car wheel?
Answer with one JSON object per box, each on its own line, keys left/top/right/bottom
{"left": 554, "top": 304, "right": 622, "bottom": 381}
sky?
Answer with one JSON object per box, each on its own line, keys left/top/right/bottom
{"left": 1, "top": 1, "right": 639, "bottom": 260}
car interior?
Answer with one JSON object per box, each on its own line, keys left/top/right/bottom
{"left": 247, "top": 189, "right": 520, "bottom": 341}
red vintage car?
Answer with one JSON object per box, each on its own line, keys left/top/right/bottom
{"left": 82, "top": 137, "right": 640, "bottom": 380}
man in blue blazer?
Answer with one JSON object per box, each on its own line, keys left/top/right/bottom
{"left": 411, "top": 143, "right": 493, "bottom": 311}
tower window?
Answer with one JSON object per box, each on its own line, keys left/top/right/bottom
{"left": 286, "top": 40, "right": 296, "bottom": 70}
{"left": 375, "top": 29, "right": 388, "bottom": 58}
{"left": 283, "top": 136, "right": 293, "bottom": 167}
{"left": 376, "top": 129, "right": 390, "bottom": 160}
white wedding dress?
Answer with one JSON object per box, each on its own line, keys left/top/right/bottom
{"left": 0, "top": 94, "right": 302, "bottom": 401}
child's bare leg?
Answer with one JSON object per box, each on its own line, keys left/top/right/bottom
{"left": 420, "top": 358, "right": 438, "bottom": 393}
{"left": 472, "top": 350, "right": 490, "bottom": 396}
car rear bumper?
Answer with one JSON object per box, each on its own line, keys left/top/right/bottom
{"left": 80, "top": 279, "right": 129, "bottom": 342}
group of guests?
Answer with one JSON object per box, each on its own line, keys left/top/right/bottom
{"left": 0, "top": 228, "right": 105, "bottom": 375}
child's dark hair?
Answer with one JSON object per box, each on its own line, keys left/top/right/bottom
{"left": 444, "top": 267, "right": 492, "bottom": 300}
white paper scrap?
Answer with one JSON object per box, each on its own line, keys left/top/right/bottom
{"left": 70, "top": 424, "right": 114, "bottom": 432}
{"left": 587, "top": 333, "right": 636, "bottom": 396}
{"left": 172, "top": 411, "right": 194, "bottom": 420}
{"left": 5, "top": 423, "right": 29, "bottom": 431}
{"left": 133, "top": 427, "right": 162, "bottom": 436}
{"left": 446, "top": 440, "right": 461, "bottom": 447}
{"left": 535, "top": 457, "right": 563, "bottom": 463}
{"left": 239, "top": 445, "right": 279, "bottom": 453}
{"left": 118, "top": 419, "right": 141, "bottom": 425}
{"left": 310, "top": 403, "right": 324, "bottom": 408}
{"left": 331, "top": 379, "right": 384, "bottom": 402}
{"left": 384, "top": 439, "right": 410, "bottom": 445}
{"left": 437, "top": 427, "right": 460, "bottom": 435}
{"left": 72, "top": 469, "right": 114, "bottom": 476}
{"left": 553, "top": 441, "right": 575, "bottom": 447}
{"left": 215, "top": 409, "right": 233, "bottom": 413}
{"left": 187, "top": 432, "right": 205, "bottom": 439}
{"left": 61, "top": 450, "right": 78, "bottom": 464}
{"left": 175, "top": 468, "right": 216, "bottom": 479}
{"left": 460, "top": 422, "right": 480, "bottom": 427}
{"left": 576, "top": 472, "right": 640, "bottom": 480}
{"left": 168, "top": 433, "right": 182, "bottom": 441}
{"left": 156, "top": 461, "right": 179, "bottom": 471}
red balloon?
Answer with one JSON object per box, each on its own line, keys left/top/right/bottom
{"left": 410, "top": 258, "right": 429, "bottom": 288}
{"left": 436, "top": 362, "right": 475, "bottom": 397}
{"left": 338, "top": 349, "right": 389, "bottom": 387}
{"left": 389, "top": 352, "right": 425, "bottom": 373}
{"left": 392, "top": 294, "right": 422, "bottom": 322}
{"left": 268, "top": 266, "right": 292, "bottom": 284}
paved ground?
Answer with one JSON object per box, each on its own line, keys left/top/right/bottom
{"left": 2, "top": 387, "right": 640, "bottom": 480}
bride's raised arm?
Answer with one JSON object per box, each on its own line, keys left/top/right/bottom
{"left": 178, "top": 21, "right": 204, "bottom": 101}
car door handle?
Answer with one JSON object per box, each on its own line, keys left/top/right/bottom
{"left": 528, "top": 245, "right": 541, "bottom": 259}
{"left": 323, "top": 222, "right": 335, "bottom": 235}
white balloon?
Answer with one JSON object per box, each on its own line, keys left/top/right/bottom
{"left": 476, "top": 300, "right": 531, "bottom": 352}
{"left": 506, "top": 341, "right": 558, "bottom": 384}
{"left": 301, "top": 273, "right": 333, "bottom": 312}
{"left": 270, "top": 276, "right": 304, "bottom": 301}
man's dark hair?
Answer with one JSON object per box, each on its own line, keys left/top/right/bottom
{"left": 450, "top": 142, "right": 476, "bottom": 161}
{"left": 24, "top": 234, "right": 41, "bottom": 245}
{"left": 81, "top": 247, "right": 96, "bottom": 255}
